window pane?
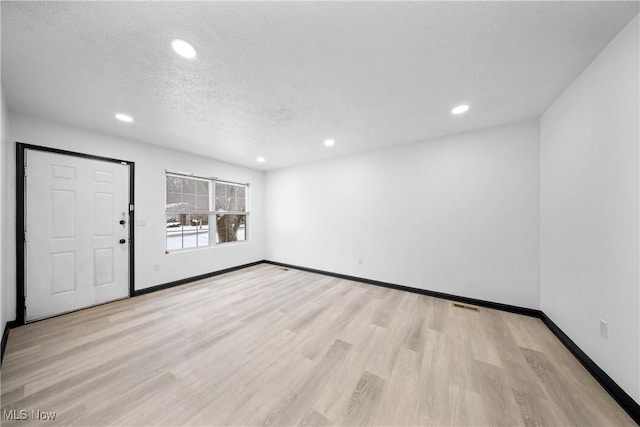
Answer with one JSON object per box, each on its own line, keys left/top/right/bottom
{"left": 166, "top": 176, "right": 182, "bottom": 193}
{"left": 166, "top": 212, "right": 183, "bottom": 250}
{"left": 215, "top": 214, "right": 246, "bottom": 244}
{"left": 166, "top": 176, "right": 183, "bottom": 211}
{"left": 181, "top": 194, "right": 197, "bottom": 211}
{"left": 196, "top": 181, "right": 209, "bottom": 211}
{"left": 166, "top": 176, "right": 209, "bottom": 212}
{"left": 166, "top": 212, "right": 210, "bottom": 250}
{"left": 215, "top": 182, "right": 246, "bottom": 212}
{"left": 184, "top": 178, "right": 196, "bottom": 193}
{"left": 214, "top": 182, "right": 226, "bottom": 211}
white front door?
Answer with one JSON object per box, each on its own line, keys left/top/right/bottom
{"left": 25, "top": 149, "right": 130, "bottom": 322}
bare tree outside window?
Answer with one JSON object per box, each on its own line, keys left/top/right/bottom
{"left": 215, "top": 182, "right": 247, "bottom": 243}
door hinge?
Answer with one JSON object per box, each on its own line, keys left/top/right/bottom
{"left": 24, "top": 297, "right": 27, "bottom": 307}
{"left": 129, "top": 204, "right": 134, "bottom": 212}
{"left": 24, "top": 231, "right": 27, "bottom": 242}
{"left": 24, "top": 166, "right": 27, "bottom": 177}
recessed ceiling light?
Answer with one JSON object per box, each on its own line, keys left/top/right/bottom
{"left": 171, "top": 39, "right": 197, "bottom": 59}
{"left": 115, "top": 113, "right": 133, "bottom": 122}
{"left": 256, "top": 157, "right": 265, "bottom": 163}
{"left": 324, "top": 139, "right": 335, "bottom": 147}
{"left": 451, "top": 104, "right": 470, "bottom": 115}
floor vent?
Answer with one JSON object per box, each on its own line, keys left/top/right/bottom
{"left": 279, "top": 267, "right": 289, "bottom": 271}
{"left": 453, "top": 303, "right": 479, "bottom": 312}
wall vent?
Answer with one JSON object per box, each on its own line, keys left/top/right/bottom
{"left": 453, "top": 303, "right": 479, "bottom": 312}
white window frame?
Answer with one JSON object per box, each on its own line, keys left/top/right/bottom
{"left": 165, "top": 171, "right": 249, "bottom": 252}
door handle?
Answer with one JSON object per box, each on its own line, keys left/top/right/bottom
{"left": 119, "top": 239, "right": 126, "bottom": 244}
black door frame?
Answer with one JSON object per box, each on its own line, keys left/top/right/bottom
{"left": 15, "top": 142, "right": 135, "bottom": 325}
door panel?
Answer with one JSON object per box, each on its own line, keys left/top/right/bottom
{"left": 25, "top": 149, "right": 130, "bottom": 322}
{"left": 50, "top": 251, "right": 76, "bottom": 294}
{"left": 94, "top": 192, "right": 114, "bottom": 236}
{"left": 94, "top": 248, "right": 114, "bottom": 286}
{"left": 50, "top": 189, "right": 76, "bottom": 238}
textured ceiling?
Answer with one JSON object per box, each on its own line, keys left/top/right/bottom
{"left": 2, "top": 1, "right": 638, "bottom": 170}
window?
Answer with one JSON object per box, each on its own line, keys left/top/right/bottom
{"left": 166, "top": 173, "right": 248, "bottom": 250}
{"left": 214, "top": 181, "right": 247, "bottom": 244}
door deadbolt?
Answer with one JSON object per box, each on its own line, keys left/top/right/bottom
{"left": 119, "top": 239, "right": 126, "bottom": 244}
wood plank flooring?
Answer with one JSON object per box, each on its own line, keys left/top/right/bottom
{"left": 1, "top": 264, "right": 635, "bottom": 426}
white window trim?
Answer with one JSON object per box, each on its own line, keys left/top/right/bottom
{"left": 165, "top": 171, "right": 249, "bottom": 252}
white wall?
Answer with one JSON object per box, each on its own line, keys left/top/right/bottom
{"left": 0, "top": 86, "right": 7, "bottom": 335}
{"left": 266, "top": 120, "right": 541, "bottom": 308}
{"left": 3, "top": 112, "right": 265, "bottom": 322}
{"left": 540, "top": 15, "right": 639, "bottom": 403}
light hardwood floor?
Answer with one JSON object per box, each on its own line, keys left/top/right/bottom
{"left": 1, "top": 264, "right": 635, "bottom": 426}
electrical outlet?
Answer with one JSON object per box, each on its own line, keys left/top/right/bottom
{"left": 358, "top": 258, "right": 363, "bottom": 265}
{"left": 599, "top": 319, "right": 608, "bottom": 339}
{"left": 153, "top": 264, "right": 160, "bottom": 272}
